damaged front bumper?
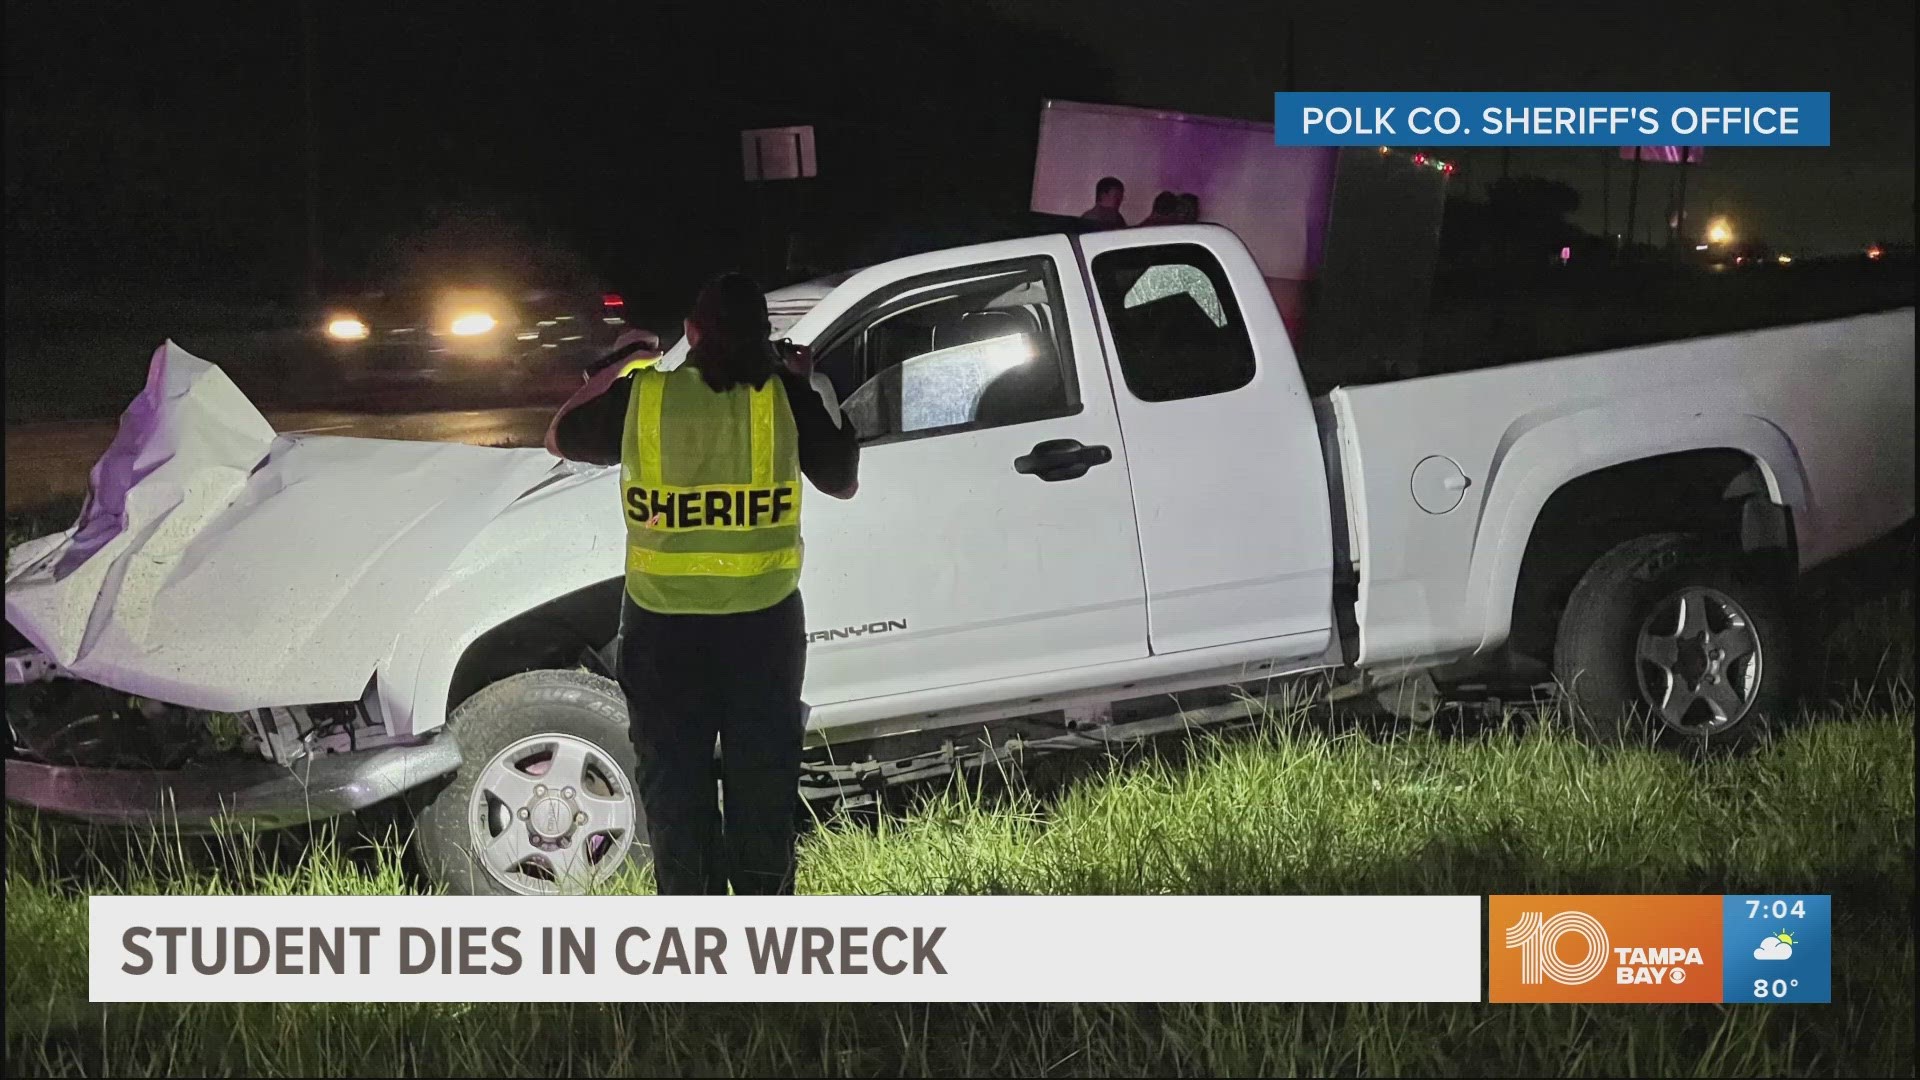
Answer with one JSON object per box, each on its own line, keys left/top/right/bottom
{"left": 6, "top": 643, "right": 463, "bottom": 831}
{"left": 4, "top": 738, "right": 462, "bottom": 831}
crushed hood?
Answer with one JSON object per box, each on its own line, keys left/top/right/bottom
{"left": 5, "top": 341, "right": 564, "bottom": 711}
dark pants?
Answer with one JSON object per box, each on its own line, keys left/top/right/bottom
{"left": 618, "top": 589, "right": 807, "bottom": 895}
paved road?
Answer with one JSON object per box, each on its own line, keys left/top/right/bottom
{"left": 6, "top": 405, "right": 559, "bottom": 511}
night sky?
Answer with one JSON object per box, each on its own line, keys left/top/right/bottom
{"left": 6, "top": 0, "right": 1913, "bottom": 305}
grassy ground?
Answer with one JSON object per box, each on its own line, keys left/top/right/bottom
{"left": 4, "top": 501, "right": 1915, "bottom": 1076}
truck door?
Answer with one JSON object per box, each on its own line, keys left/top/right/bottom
{"left": 1074, "top": 226, "right": 1335, "bottom": 656}
{"left": 793, "top": 236, "right": 1149, "bottom": 705}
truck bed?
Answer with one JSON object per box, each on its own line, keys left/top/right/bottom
{"left": 1326, "top": 307, "right": 1915, "bottom": 668}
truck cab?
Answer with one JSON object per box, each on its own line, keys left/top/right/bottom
{"left": 788, "top": 226, "right": 1337, "bottom": 726}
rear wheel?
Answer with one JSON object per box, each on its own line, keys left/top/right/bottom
{"left": 412, "top": 669, "right": 647, "bottom": 894}
{"left": 1553, "top": 533, "right": 1789, "bottom": 750}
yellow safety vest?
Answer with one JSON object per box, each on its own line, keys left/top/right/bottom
{"left": 619, "top": 358, "right": 803, "bottom": 615}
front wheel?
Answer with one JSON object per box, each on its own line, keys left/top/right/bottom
{"left": 1553, "top": 533, "right": 1790, "bottom": 750}
{"left": 412, "top": 669, "right": 647, "bottom": 894}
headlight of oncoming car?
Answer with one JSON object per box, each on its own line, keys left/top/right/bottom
{"left": 449, "top": 312, "right": 497, "bottom": 336}
{"left": 326, "top": 316, "right": 370, "bottom": 341}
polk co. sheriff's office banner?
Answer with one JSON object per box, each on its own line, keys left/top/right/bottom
{"left": 1271, "top": 92, "right": 1831, "bottom": 146}
{"left": 90, "top": 895, "right": 1482, "bottom": 1003}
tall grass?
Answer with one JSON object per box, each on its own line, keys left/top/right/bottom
{"left": 6, "top": 701, "right": 1912, "bottom": 1077}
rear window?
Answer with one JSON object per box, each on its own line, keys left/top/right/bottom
{"left": 1090, "top": 244, "right": 1257, "bottom": 403}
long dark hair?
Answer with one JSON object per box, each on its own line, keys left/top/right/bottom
{"left": 686, "top": 272, "right": 777, "bottom": 393}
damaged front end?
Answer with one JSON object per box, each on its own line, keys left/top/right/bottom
{"left": 4, "top": 637, "right": 461, "bottom": 831}
{"left": 4, "top": 341, "right": 572, "bottom": 831}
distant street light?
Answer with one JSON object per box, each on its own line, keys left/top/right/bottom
{"left": 1706, "top": 218, "right": 1733, "bottom": 245}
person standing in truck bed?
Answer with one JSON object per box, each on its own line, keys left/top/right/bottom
{"left": 545, "top": 272, "right": 858, "bottom": 895}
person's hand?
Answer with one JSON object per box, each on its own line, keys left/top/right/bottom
{"left": 776, "top": 339, "right": 815, "bottom": 377}
{"left": 611, "top": 328, "right": 661, "bottom": 353}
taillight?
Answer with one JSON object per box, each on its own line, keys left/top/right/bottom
{"left": 601, "top": 293, "right": 625, "bottom": 308}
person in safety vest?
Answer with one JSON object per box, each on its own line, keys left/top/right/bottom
{"left": 545, "top": 272, "right": 858, "bottom": 895}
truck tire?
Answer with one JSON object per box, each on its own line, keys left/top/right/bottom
{"left": 1553, "top": 533, "right": 1789, "bottom": 750}
{"left": 412, "top": 669, "right": 647, "bottom": 895}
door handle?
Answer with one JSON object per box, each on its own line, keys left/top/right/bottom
{"left": 1014, "top": 439, "right": 1112, "bottom": 482}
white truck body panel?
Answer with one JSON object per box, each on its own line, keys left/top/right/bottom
{"left": 1330, "top": 308, "right": 1914, "bottom": 668}
{"left": 1073, "top": 225, "right": 1334, "bottom": 654}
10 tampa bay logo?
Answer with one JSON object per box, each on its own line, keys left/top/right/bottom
{"left": 1489, "top": 895, "right": 1723, "bottom": 1003}
{"left": 1504, "top": 910, "right": 1705, "bottom": 987}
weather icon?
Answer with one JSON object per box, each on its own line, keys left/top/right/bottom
{"left": 1754, "top": 930, "right": 1797, "bottom": 961}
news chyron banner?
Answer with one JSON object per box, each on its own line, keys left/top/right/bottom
{"left": 89, "top": 894, "right": 1833, "bottom": 1003}
{"left": 90, "top": 896, "right": 1483, "bottom": 1003}
{"left": 1490, "top": 895, "right": 1832, "bottom": 1003}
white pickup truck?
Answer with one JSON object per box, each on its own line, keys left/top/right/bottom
{"left": 6, "top": 224, "right": 1913, "bottom": 895}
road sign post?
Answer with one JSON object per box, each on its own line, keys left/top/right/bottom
{"left": 742, "top": 126, "right": 819, "bottom": 280}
